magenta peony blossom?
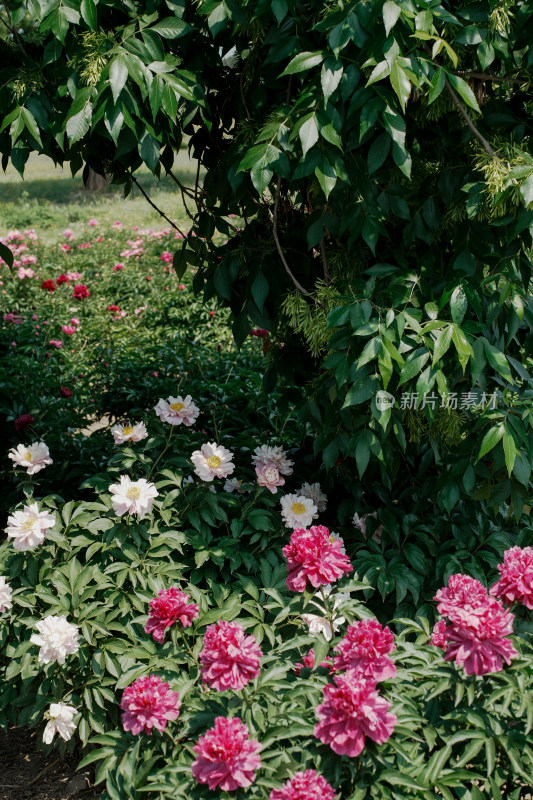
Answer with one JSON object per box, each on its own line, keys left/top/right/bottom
{"left": 294, "top": 648, "right": 333, "bottom": 676}
{"left": 72, "top": 284, "right": 90, "bottom": 299}
{"left": 120, "top": 675, "right": 180, "bottom": 735}
{"left": 434, "top": 574, "right": 488, "bottom": 619}
{"left": 430, "top": 619, "right": 448, "bottom": 649}
{"left": 145, "top": 587, "right": 199, "bottom": 642}
{"left": 191, "top": 716, "right": 261, "bottom": 791}
{"left": 490, "top": 546, "right": 533, "bottom": 609}
{"left": 283, "top": 525, "right": 353, "bottom": 593}
{"left": 270, "top": 769, "right": 336, "bottom": 800}
{"left": 315, "top": 671, "right": 396, "bottom": 757}
{"left": 200, "top": 620, "right": 262, "bottom": 691}
{"left": 333, "top": 619, "right": 396, "bottom": 681}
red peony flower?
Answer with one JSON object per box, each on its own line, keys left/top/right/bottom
{"left": 283, "top": 525, "right": 353, "bottom": 593}
{"left": 251, "top": 328, "right": 269, "bottom": 337}
{"left": 41, "top": 279, "right": 56, "bottom": 292}
{"left": 72, "top": 284, "right": 90, "bottom": 299}
{"left": 209, "top": 310, "right": 216, "bottom": 316}
{"left": 106, "top": 305, "right": 120, "bottom": 312}
{"left": 120, "top": 675, "right": 180, "bottom": 735}
{"left": 200, "top": 620, "right": 262, "bottom": 691}
{"left": 314, "top": 671, "right": 396, "bottom": 757}
{"left": 56, "top": 274, "right": 70, "bottom": 285}
{"left": 145, "top": 275, "right": 152, "bottom": 281}
{"left": 191, "top": 716, "right": 261, "bottom": 791}
{"left": 14, "top": 413, "right": 34, "bottom": 431}
{"left": 144, "top": 587, "right": 199, "bottom": 643}
{"left": 333, "top": 619, "right": 396, "bottom": 681}
{"left": 270, "top": 769, "right": 336, "bottom": 800}
{"left": 490, "top": 546, "right": 533, "bottom": 609}
{"left": 60, "top": 387, "right": 73, "bottom": 398}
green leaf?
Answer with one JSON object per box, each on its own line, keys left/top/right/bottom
{"left": 368, "top": 133, "right": 391, "bottom": 174}
{"left": 20, "top": 108, "right": 42, "bottom": 146}
{"left": 390, "top": 61, "right": 411, "bottom": 111}
{"left": 450, "top": 284, "right": 467, "bottom": 324}
{"left": 432, "top": 325, "right": 453, "bottom": 365}
{"left": 150, "top": 17, "right": 189, "bottom": 38}
{"left": 447, "top": 72, "right": 481, "bottom": 113}
{"left": 366, "top": 60, "right": 390, "bottom": 86}
{"left": 281, "top": 51, "right": 325, "bottom": 76}
{"left": 251, "top": 273, "right": 269, "bottom": 311}
{"left": 139, "top": 132, "right": 160, "bottom": 173}
{"left": 66, "top": 105, "right": 92, "bottom": 145}
{"left": 299, "top": 114, "right": 319, "bottom": 156}
{"left": 321, "top": 58, "right": 343, "bottom": 101}
{"left": 0, "top": 242, "right": 13, "bottom": 268}
{"left": 520, "top": 174, "right": 533, "bottom": 208}
{"left": 476, "top": 424, "right": 504, "bottom": 462}
{"left": 109, "top": 57, "right": 128, "bottom": 104}
{"left": 383, "top": 1, "right": 401, "bottom": 36}
{"left": 482, "top": 339, "right": 513, "bottom": 383}
{"left": 502, "top": 426, "right": 517, "bottom": 477}
{"left": 342, "top": 376, "right": 378, "bottom": 407}
{"left": 451, "top": 325, "right": 474, "bottom": 372}
{"left": 80, "top": 0, "right": 97, "bottom": 30}
{"left": 428, "top": 67, "right": 446, "bottom": 104}
{"left": 398, "top": 350, "right": 430, "bottom": 386}
{"left": 271, "top": 0, "right": 288, "bottom": 24}
{"left": 315, "top": 156, "right": 337, "bottom": 199}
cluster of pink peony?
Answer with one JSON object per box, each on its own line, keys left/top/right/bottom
{"left": 270, "top": 769, "right": 336, "bottom": 800}
{"left": 121, "top": 675, "right": 181, "bottom": 735}
{"left": 433, "top": 573, "right": 518, "bottom": 675}
{"left": 333, "top": 619, "right": 396, "bottom": 681}
{"left": 191, "top": 716, "right": 261, "bottom": 791}
{"left": 145, "top": 587, "right": 199, "bottom": 643}
{"left": 283, "top": 525, "right": 352, "bottom": 592}
{"left": 294, "top": 647, "right": 333, "bottom": 676}
{"left": 252, "top": 444, "right": 293, "bottom": 494}
{"left": 490, "top": 546, "right": 533, "bottom": 609}
{"left": 200, "top": 620, "right": 262, "bottom": 691}
{"left": 314, "top": 670, "right": 396, "bottom": 757}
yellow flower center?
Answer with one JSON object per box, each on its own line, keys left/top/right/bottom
{"left": 171, "top": 401, "right": 185, "bottom": 412}
{"left": 292, "top": 502, "right": 306, "bottom": 514}
{"left": 126, "top": 486, "right": 141, "bottom": 499}
{"left": 22, "top": 517, "right": 36, "bottom": 531}
{"left": 207, "top": 455, "right": 221, "bottom": 469}
{"left": 122, "top": 425, "right": 134, "bottom": 435}
{"left": 24, "top": 451, "right": 32, "bottom": 461}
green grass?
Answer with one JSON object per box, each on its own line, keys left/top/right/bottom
{"left": 0, "top": 151, "right": 198, "bottom": 241}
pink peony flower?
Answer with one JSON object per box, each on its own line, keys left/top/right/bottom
{"left": 430, "top": 619, "right": 448, "bottom": 649}
{"left": 70, "top": 317, "right": 80, "bottom": 326}
{"left": 294, "top": 648, "right": 333, "bottom": 676}
{"left": 283, "top": 525, "right": 353, "bottom": 593}
{"left": 191, "top": 716, "right": 261, "bottom": 791}
{"left": 112, "top": 263, "right": 124, "bottom": 271}
{"left": 72, "top": 284, "right": 90, "bottom": 299}
{"left": 112, "top": 220, "right": 123, "bottom": 230}
{"left": 200, "top": 620, "right": 262, "bottom": 691}
{"left": 145, "top": 587, "right": 199, "bottom": 643}
{"left": 61, "top": 325, "right": 76, "bottom": 335}
{"left": 66, "top": 271, "right": 82, "bottom": 280}
{"left": 63, "top": 228, "right": 74, "bottom": 240}
{"left": 48, "top": 340, "right": 63, "bottom": 348}
{"left": 434, "top": 574, "right": 488, "bottom": 619}
{"left": 76, "top": 243, "right": 91, "bottom": 249}
{"left": 314, "top": 671, "right": 396, "bottom": 757}
{"left": 333, "top": 619, "right": 396, "bottom": 681}
{"left": 490, "top": 546, "right": 533, "bottom": 609}
{"left": 121, "top": 675, "right": 181, "bottom": 735}
{"left": 256, "top": 463, "right": 285, "bottom": 493}
{"left": 60, "top": 244, "right": 70, "bottom": 252}
{"left": 88, "top": 218, "right": 99, "bottom": 226}
{"left": 160, "top": 251, "right": 173, "bottom": 262}
{"left": 17, "top": 267, "right": 35, "bottom": 279}
{"left": 270, "top": 769, "right": 336, "bottom": 800}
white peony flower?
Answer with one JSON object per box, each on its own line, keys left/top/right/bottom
{"left": 352, "top": 511, "right": 383, "bottom": 543}
{"left": 352, "top": 512, "right": 367, "bottom": 534}
{"left": 223, "top": 477, "right": 247, "bottom": 494}
{"left": 251, "top": 444, "right": 294, "bottom": 476}
{"left": 43, "top": 702, "right": 77, "bottom": 744}
{"left": 154, "top": 395, "right": 200, "bottom": 427}
{"left": 5, "top": 502, "right": 55, "bottom": 551}
{"left": 299, "top": 481, "right": 327, "bottom": 512}
{"left": 191, "top": 442, "right": 234, "bottom": 482}
{"left": 280, "top": 493, "right": 318, "bottom": 529}
{"left": 302, "top": 586, "right": 349, "bottom": 641}
{"left": 111, "top": 421, "right": 148, "bottom": 444}
{"left": 8, "top": 441, "right": 53, "bottom": 474}
{"left": 0, "top": 577, "right": 13, "bottom": 612}
{"left": 30, "top": 615, "right": 80, "bottom": 665}
{"left": 108, "top": 476, "right": 159, "bottom": 519}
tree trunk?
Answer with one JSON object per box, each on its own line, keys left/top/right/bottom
{"left": 85, "top": 168, "right": 109, "bottom": 192}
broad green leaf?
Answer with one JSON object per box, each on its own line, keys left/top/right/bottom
{"left": 281, "top": 51, "right": 324, "bottom": 76}
{"left": 368, "top": 133, "right": 390, "bottom": 174}
{"left": 432, "top": 325, "right": 453, "bottom": 364}
{"left": 299, "top": 114, "right": 319, "bottom": 156}
{"left": 383, "top": 1, "right": 401, "bottom": 36}
{"left": 482, "top": 339, "right": 513, "bottom": 383}
{"left": 390, "top": 61, "right": 411, "bottom": 111}
{"left": 66, "top": 105, "right": 92, "bottom": 145}
{"left": 428, "top": 68, "right": 445, "bottom": 104}
{"left": 150, "top": 17, "right": 189, "bottom": 38}
{"left": 109, "top": 57, "right": 128, "bottom": 104}
{"left": 315, "top": 156, "right": 337, "bottom": 199}
{"left": 80, "top": 0, "right": 97, "bottom": 30}
{"left": 321, "top": 58, "right": 343, "bottom": 101}
{"left": 0, "top": 242, "right": 14, "bottom": 268}
{"left": 502, "top": 426, "right": 517, "bottom": 477}
{"left": 447, "top": 72, "right": 481, "bottom": 113}
{"left": 450, "top": 284, "right": 467, "bottom": 324}
{"left": 451, "top": 325, "right": 474, "bottom": 372}
{"left": 476, "top": 424, "right": 504, "bottom": 462}
{"left": 398, "top": 350, "right": 430, "bottom": 386}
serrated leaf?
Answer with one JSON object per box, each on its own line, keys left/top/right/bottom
{"left": 150, "top": 17, "right": 189, "bottom": 38}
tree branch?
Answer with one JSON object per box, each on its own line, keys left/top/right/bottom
{"left": 319, "top": 238, "right": 331, "bottom": 284}
{"left": 271, "top": 176, "right": 311, "bottom": 296}
{"left": 444, "top": 76, "right": 498, "bottom": 158}
{"left": 1, "top": 0, "right": 29, "bottom": 58}
{"left": 455, "top": 71, "right": 528, "bottom": 85}
{"left": 129, "top": 173, "right": 187, "bottom": 237}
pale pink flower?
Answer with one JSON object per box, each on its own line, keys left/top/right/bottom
{"left": 256, "top": 463, "right": 285, "bottom": 493}
{"left": 111, "top": 422, "right": 148, "bottom": 444}
{"left": 223, "top": 478, "right": 247, "bottom": 493}
{"left": 5, "top": 502, "right": 55, "bottom": 550}
{"left": 333, "top": 619, "right": 396, "bottom": 680}
{"left": 280, "top": 494, "right": 318, "bottom": 529}
{"left": 301, "top": 585, "right": 348, "bottom": 641}
{"left": 200, "top": 620, "right": 262, "bottom": 691}
{"left": 154, "top": 395, "right": 200, "bottom": 427}
{"left": 299, "top": 482, "right": 327, "bottom": 512}
{"left": 66, "top": 271, "right": 82, "bottom": 280}
{"left": 60, "top": 244, "right": 70, "bottom": 252}
{"left": 191, "top": 716, "right": 261, "bottom": 791}
{"left": 270, "top": 769, "right": 336, "bottom": 800}
{"left": 490, "top": 546, "right": 533, "bottom": 609}
{"left": 145, "top": 587, "right": 199, "bottom": 642}
{"left": 30, "top": 615, "right": 79, "bottom": 665}
{"left": 109, "top": 476, "right": 158, "bottom": 519}
{"left": 48, "top": 339, "right": 63, "bottom": 348}
{"left": 0, "top": 577, "right": 13, "bottom": 613}
{"left": 121, "top": 675, "right": 180, "bottom": 735}
{"left": 112, "top": 220, "right": 123, "bottom": 230}
{"left": 314, "top": 671, "right": 396, "bottom": 757}
{"left": 17, "top": 267, "right": 35, "bottom": 279}
{"left": 63, "top": 228, "right": 74, "bottom": 240}
{"left": 43, "top": 703, "right": 77, "bottom": 744}
{"left": 252, "top": 444, "right": 293, "bottom": 476}
{"left": 191, "top": 442, "right": 234, "bottom": 482}
{"left": 283, "top": 525, "right": 353, "bottom": 592}
{"left": 8, "top": 441, "right": 53, "bottom": 474}
{"left": 88, "top": 218, "right": 99, "bottom": 226}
